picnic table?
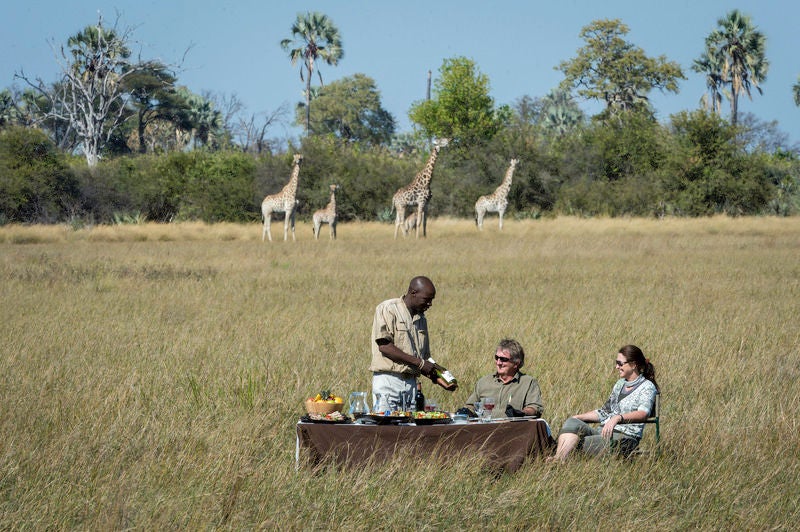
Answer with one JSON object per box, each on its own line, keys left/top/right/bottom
{"left": 296, "top": 418, "right": 552, "bottom": 472}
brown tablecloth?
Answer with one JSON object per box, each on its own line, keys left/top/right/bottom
{"left": 296, "top": 419, "right": 552, "bottom": 472}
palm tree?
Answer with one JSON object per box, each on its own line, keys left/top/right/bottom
{"left": 692, "top": 49, "right": 727, "bottom": 114}
{"left": 704, "top": 9, "right": 768, "bottom": 125}
{"left": 540, "top": 89, "right": 584, "bottom": 137}
{"left": 280, "top": 11, "right": 343, "bottom": 135}
{"left": 67, "top": 22, "right": 130, "bottom": 81}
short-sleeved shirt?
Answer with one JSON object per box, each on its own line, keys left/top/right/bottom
{"left": 465, "top": 372, "right": 544, "bottom": 419}
{"left": 370, "top": 297, "right": 429, "bottom": 375}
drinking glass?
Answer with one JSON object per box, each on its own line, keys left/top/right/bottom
{"left": 482, "top": 397, "right": 496, "bottom": 422}
{"left": 474, "top": 400, "right": 483, "bottom": 419}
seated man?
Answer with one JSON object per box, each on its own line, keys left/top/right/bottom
{"left": 459, "top": 338, "right": 543, "bottom": 419}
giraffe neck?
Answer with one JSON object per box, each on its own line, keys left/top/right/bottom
{"left": 413, "top": 145, "right": 442, "bottom": 189}
{"left": 327, "top": 190, "right": 336, "bottom": 210}
{"left": 283, "top": 163, "right": 301, "bottom": 197}
{"left": 495, "top": 163, "right": 516, "bottom": 197}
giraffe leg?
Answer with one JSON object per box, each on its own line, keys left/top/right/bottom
{"left": 498, "top": 208, "right": 505, "bottom": 230}
{"left": 394, "top": 208, "right": 403, "bottom": 239}
{"left": 289, "top": 210, "right": 297, "bottom": 241}
{"left": 313, "top": 215, "right": 320, "bottom": 239}
{"left": 263, "top": 213, "right": 272, "bottom": 242}
{"left": 476, "top": 206, "right": 484, "bottom": 230}
{"left": 331, "top": 220, "right": 336, "bottom": 240}
{"left": 416, "top": 207, "right": 423, "bottom": 239}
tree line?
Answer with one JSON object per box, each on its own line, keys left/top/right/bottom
{"left": 1, "top": 11, "right": 799, "bottom": 226}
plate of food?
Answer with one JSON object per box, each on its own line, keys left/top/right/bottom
{"left": 301, "top": 411, "right": 351, "bottom": 424}
{"left": 412, "top": 411, "right": 453, "bottom": 425}
{"left": 364, "top": 411, "right": 412, "bottom": 425}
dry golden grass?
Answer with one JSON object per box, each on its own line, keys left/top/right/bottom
{"left": 1, "top": 216, "right": 799, "bottom": 529}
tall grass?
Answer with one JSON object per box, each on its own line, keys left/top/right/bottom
{"left": 1, "top": 217, "right": 799, "bottom": 529}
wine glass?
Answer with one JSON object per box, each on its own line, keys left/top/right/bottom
{"left": 482, "top": 397, "right": 496, "bottom": 422}
{"left": 474, "top": 400, "right": 483, "bottom": 419}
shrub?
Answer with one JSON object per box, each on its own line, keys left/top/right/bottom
{"left": 0, "top": 127, "right": 78, "bottom": 223}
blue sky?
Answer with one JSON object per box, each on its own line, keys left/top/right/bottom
{"left": 5, "top": 1, "right": 800, "bottom": 145}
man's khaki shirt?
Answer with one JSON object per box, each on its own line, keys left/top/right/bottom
{"left": 370, "top": 297, "right": 429, "bottom": 375}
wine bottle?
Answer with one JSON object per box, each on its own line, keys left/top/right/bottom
{"left": 415, "top": 381, "right": 425, "bottom": 412}
{"left": 428, "top": 358, "right": 457, "bottom": 386}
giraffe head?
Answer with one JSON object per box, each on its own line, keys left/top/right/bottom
{"left": 329, "top": 183, "right": 339, "bottom": 193}
{"left": 509, "top": 158, "right": 519, "bottom": 169}
{"left": 434, "top": 138, "right": 451, "bottom": 149}
{"left": 293, "top": 154, "right": 304, "bottom": 166}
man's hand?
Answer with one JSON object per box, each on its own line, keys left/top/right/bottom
{"left": 420, "top": 359, "right": 436, "bottom": 378}
{"left": 505, "top": 405, "right": 527, "bottom": 417}
{"left": 436, "top": 377, "right": 458, "bottom": 391}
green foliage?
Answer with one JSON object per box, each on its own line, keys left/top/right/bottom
{"left": 299, "top": 74, "right": 395, "bottom": 146}
{"left": 175, "top": 152, "right": 257, "bottom": 222}
{"left": 409, "top": 57, "right": 502, "bottom": 144}
{"left": 281, "top": 11, "right": 344, "bottom": 135}
{"left": 0, "top": 106, "right": 793, "bottom": 223}
{"left": 558, "top": 19, "right": 685, "bottom": 117}
{"left": 289, "top": 135, "right": 419, "bottom": 222}
{"left": 0, "top": 126, "right": 78, "bottom": 223}
{"left": 701, "top": 9, "right": 768, "bottom": 125}
{"left": 123, "top": 62, "right": 191, "bottom": 154}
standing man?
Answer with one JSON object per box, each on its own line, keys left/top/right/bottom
{"left": 371, "top": 276, "right": 457, "bottom": 411}
{"left": 460, "top": 338, "right": 543, "bottom": 419}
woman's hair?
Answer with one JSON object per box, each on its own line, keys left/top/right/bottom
{"left": 619, "top": 344, "right": 659, "bottom": 391}
{"left": 498, "top": 338, "right": 525, "bottom": 368}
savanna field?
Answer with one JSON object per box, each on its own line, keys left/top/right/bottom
{"left": 1, "top": 217, "right": 799, "bottom": 530}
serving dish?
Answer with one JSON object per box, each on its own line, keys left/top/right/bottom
{"left": 364, "top": 413, "right": 412, "bottom": 425}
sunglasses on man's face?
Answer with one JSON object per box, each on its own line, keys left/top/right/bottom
{"left": 495, "top": 355, "right": 512, "bottom": 363}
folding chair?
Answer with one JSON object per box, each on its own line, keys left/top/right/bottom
{"left": 590, "top": 391, "right": 661, "bottom": 455}
{"left": 620, "top": 391, "right": 661, "bottom": 454}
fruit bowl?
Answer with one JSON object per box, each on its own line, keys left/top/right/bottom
{"left": 305, "top": 399, "right": 344, "bottom": 415}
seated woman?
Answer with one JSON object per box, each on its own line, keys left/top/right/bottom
{"left": 548, "top": 345, "right": 658, "bottom": 461}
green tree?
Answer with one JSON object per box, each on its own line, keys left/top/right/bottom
{"left": 123, "top": 62, "right": 190, "bottom": 153}
{"left": 663, "top": 109, "right": 772, "bottom": 214}
{"left": 0, "top": 126, "right": 78, "bottom": 223}
{"left": 0, "top": 89, "right": 17, "bottom": 128}
{"left": 280, "top": 11, "right": 343, "bottom": 136}
{"left": 298, "top": 73, "right": 395, "bottom": 145}
{"left": 539, "top": 89, "right": 585, "bottom": 137}
{"left": 15, "top": 14, "right": 146, "bottom": 166}
{"left": 792, "top": 75, "right": 800, "bottom": 106}
{"left": 700, "top": 9, "right": 768, "bottom": 126}
{"left": 557, "top": 19, "right": 685, "bottom": 118}
{"left": 177, "top": 88, "right": 223, "bottom": 149}
{"left": 409, "top": 56, "right": 503, "bottom": 144}
{"left": 692, "top": 49, "right": 727, "bottom": 114}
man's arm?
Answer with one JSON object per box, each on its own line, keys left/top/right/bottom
{"left": 376, "top": 340, "right": 455, "bottom": 390}
{"left": 376, "top": 339, "right": 436, "bottom": 376}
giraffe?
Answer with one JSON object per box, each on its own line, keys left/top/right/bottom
{"left": 475, "top": 158, "right": 519, "bottom": 231}
{"left": 312, "top": 184, "right": 340, "bottom": 240}
{"left": 261, "top": 154, "right": 303, "bottom": 242}
{"left": 402, "top": 211, "right": 417, "bottom": 235}
{"left": 392, "top": 137, "right": 450, "bottom": 239}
